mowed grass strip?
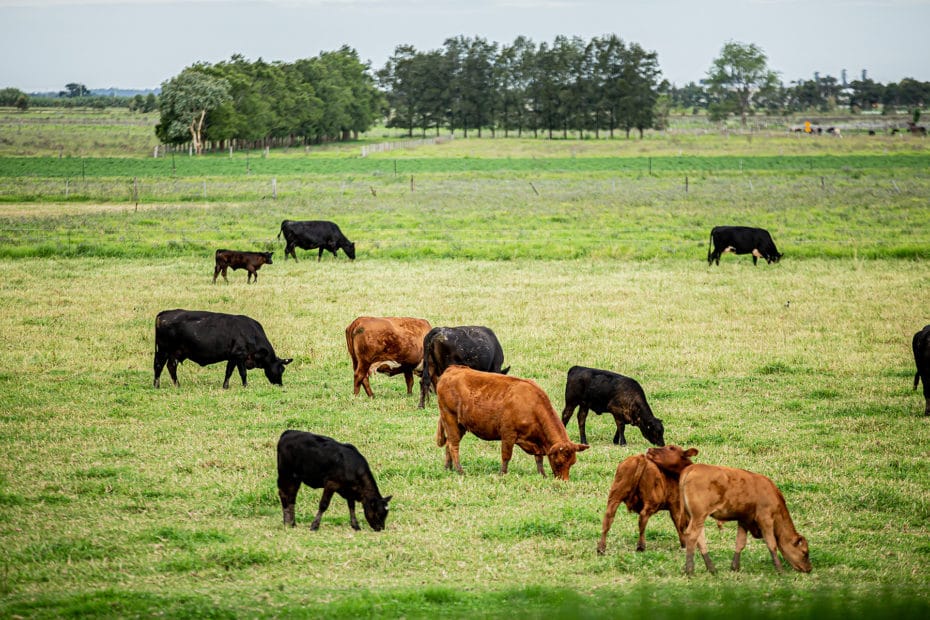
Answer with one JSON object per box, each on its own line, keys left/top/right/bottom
{"left": 0, "top": 255, "right": 928, "bottom": 617}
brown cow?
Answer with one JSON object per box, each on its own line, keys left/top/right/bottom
{"left": 213, "top": 249, "right": 273, "bottom": 284}
{"left": 435, "top": 365, "right": 589, "bottom": 480}
{"left": 597, "top": 446, "right": 698, "bottom": 554}
{"left": 345, "top": 316, "right": 432, "bottom": 397}
{"left": 647, "top": 445, "right": 812, "bottom": 575}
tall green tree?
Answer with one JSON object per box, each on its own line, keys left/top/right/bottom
{"left": 156, "top": 68, "right": 230, "bottom": 154}
{"left": 704, "top": 41, "right": 779, "bottom": 126}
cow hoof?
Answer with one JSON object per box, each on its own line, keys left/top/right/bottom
{"left": 635, "top": 544, "right": 645, "bottom": 552}
{"left": 596, "top": 544, "right": 606, "bottom": 556}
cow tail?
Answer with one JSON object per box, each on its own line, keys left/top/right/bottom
{"left": 707, "top": 229, "right": 714, "bottom": 263}
{"left": 421, "top": 349, "right": 432, "bottom": 405}
{"left": 435, "top": 417, "right": 446, "bottom": 447}
{"left": 916, "top": 372, "right": 922, "bottom": 391}
{"left": 277, "top": 222, "right": 284, "bottom": 240}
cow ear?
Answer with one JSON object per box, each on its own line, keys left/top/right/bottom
{"left": 685, "top": 448, "right": 699, "bottom": 457}
{"left": 575, "top": 443, "right": 590, "bottom": 452}
{"left": 384, "top": 495, "right": 392, "bottom": 504}
{"left": 281, "top": 358, "right": 293, "bottom": 365}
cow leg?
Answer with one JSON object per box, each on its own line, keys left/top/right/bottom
{"left": 636, "top": 509, "right": 656, "bottom": 552}
{"left": 277, "top": 478, "right": 300, "bottom": 527}
{"left": 403, "top": 369, "right": 414, "bottom": 395}
{"left": 499, "top": 439, "right": 515, "bottom": 475}
{"left": 439, "top": 413, "right": 465, "bottom": 474}
{"left": 731, "top": 524, "right": 748, "bottom": 571}
{"left": 613, "top": 421, "right": 627, "bottom": 446}
{"left": 222, "top": 266, "right": 229, "bottom": 283}
{"left": 237, "top": 361, "right": 248, "bottom": 387}
{"left": 576, "top": 407, "right": 589, "bottom": 445}
{"left": 534, "top": 454, "right": 545, "bottom": 476}
{"left": 346, "top": 498, "right": 360, "bottom": 530}
{"left": 317, "top": 248, "right": 324, "bottom": 262}
{"left": 213, "top": 265, "right": 221, "bottom": 284}
{"left": 762, "top": 528, "right": 784, "bottom": 572}
{"left": 153, "top": 351, "right": 168, "bottom": 388}
{"left": 223, "top": 360, "right": 237, "bottom": 389}
{"left": 247, "top": 269, "right": 255, "bottom": 284}
{"left": 354, "top": 364, "right": 374, "bottom": 397}
{"left": 670, "top": 505, "right": 687, "bottom": 548}
{"left": 684, "top": 518, "right": 715, "bottom": 575}
{"left": 166, "top": 358, "right": 180, "bottom": 387}
{"left": 310, "top": 487, "right": 336, "bottom": 530}
{"left": 597, "top": 488, "right": 624, "bottom": 555}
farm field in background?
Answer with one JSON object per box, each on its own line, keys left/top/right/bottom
{"left": 0, "top": 108, "right": 928, "bottom": 618}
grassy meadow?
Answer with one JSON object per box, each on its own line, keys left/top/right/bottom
{"left": 0, "top": 110, "right": 929, "bottom": 618}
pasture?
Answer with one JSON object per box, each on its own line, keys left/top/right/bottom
{"left": 0, "top": 117, "right": 929, "bottom": 618}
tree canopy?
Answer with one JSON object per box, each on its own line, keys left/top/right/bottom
{"left": 377, "top": 34, "right": 665, "bottom": 139}
{"left": 703, "top": 41, "right": 780, "bottom": 126}
{"left": 154, "top": 47, "right": 382, "bottom": 152}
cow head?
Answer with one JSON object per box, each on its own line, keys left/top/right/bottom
{"left": 363, "top": 494, "right": 391, "bottom": 531}
{"left": 264, "top": 252, "right": 274, "bottom": 264}
{"left": 342, "top": 241, "right": 356, "bottom": 260}
{"left": 547, "top": 441, "right": 589, "bottom": 481}
{"left": 640, "top": 416, "right": 665, "bottom": 446}
{"left": 646, "top": 445, "right": 698, "bottom": 475}
{"left": 766, "top": 251, "right": 783, "bottom": 264}
{"left": 782, "top": 534, "right": 812, "bottom": 573}
{"left": 263, "top": 357, "right": 293, "bottom": 385}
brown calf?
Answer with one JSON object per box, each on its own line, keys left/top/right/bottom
{"left": 647, "top": 445, "right": 812, "bottom": 575}
{"left": 345, "top": 316, "right": 432, "bottom": 397}
{"left": 597, "top": 446, "right": 698, "bottom": 554}
{"left": 436, "top": 366, "right": 589, "bottom": 480}
{"left": 213, "top": 249, "right": 273, "bottom": 284}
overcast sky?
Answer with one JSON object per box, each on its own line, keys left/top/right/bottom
{"left": 1, "top": 0, "right": 928, "bottom": 93}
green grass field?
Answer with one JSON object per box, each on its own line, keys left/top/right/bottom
{"left": 0, "top": 112, "right": 929, "bottom": 618}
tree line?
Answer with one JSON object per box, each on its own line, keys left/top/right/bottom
{"left": 155, "top": 48, "right": 382, "bottom": 153}
{"left": 3, "top": 37, "right": 929, "bottom": 151}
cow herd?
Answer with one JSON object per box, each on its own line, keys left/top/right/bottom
{"left": 151, "top": 217, "right": 929, "bottom": 576}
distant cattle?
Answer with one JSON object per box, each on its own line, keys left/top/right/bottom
{"left": 418, "top": 326, "right": 509, "bottom": 409}
{"left": 213, "top": 249, "right": 273, "bottom": 284}
{"left": 597, "top": 446, "right": 698, "bottom": 554}
{"left": 278, "top": 220, "right": 356, "bottom": 261}
{"left": 345, "top": 316, "right": 432, "bottom": 397}
{"left": 648, "top": 445, "right": 812, "bottom": 575}
{"left": 913, "top": 324, "right": 930, "bottom": 416}
{"left": 561, "top": 366, "right": 665, "bottom": 446}
{"left": 153, "top": 309, "right": 291, "bottom": 389}
{"left": 276, "top": 430, "right": 391, "bottom": 531}
{"left": 707, "top": 225, "right": 782, "bottom": 266}
{"left": 907, "top": 122, "right": 927, "bottom": 136}
{"left": 436, "top": 365, "right": 589, "bottom": 480}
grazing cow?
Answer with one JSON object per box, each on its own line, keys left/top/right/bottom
{"left": 278, "top": 219, "right": 356, "bottom": 261}
{"left": 913, "top": 324, "right": 930, "bottom": 416}
{"left": 418, "top": 325, "right": 509, "bottom": 409}
{"left": 435, "top": 365, "right": 589, "bottom": 480}
{"left": 276, "top": 430, "right": 391, "bottom": 531}
{"left": 213, "top": 249, "right": 273, "bottom": 284}
{"left": 648, "top": 445, "right": 812, "bottom": 575}
{"left": 345, "top": 316, "right": 432, "bottom": 397}
{"left": 153, "top": 309, "right": 292, "bottom": 389}
{"left": 707, "top": 226, "right": 782, "bottom": 266}
{"left": 597, "top": 446, "right": 698, "bottom": 554}
{"left": 561, "top": 366, "right": 665, "bottom": 447}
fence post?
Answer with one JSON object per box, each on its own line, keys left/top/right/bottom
{"left": 272, "top": 178, "right": 277, "bottom": 200}
{"left": 203, "top": 180, "right": 207, "bottom": 200}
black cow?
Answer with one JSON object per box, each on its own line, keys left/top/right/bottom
{"left": 213, "top": 249, "right": 273, "bottom": 284}
{"left": 153, "top": 309, "right": 292, "bottom": 389}
{"left": 276, "top": 430, "right": 391, "bottom": 531}
{"left": 418, "top": 326, "right": 509, "bottom": 409}
{"left": 561, "top": 366, "right": 665, "bottom": 447}
{"left": 707, "top": 226, "right": 782, "bottom": 266}
{"left": 913, "top": 325, "right": 930, "bottom": 416}
{"left": 278, "top": 219, "right": 356, "bottom": 262}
